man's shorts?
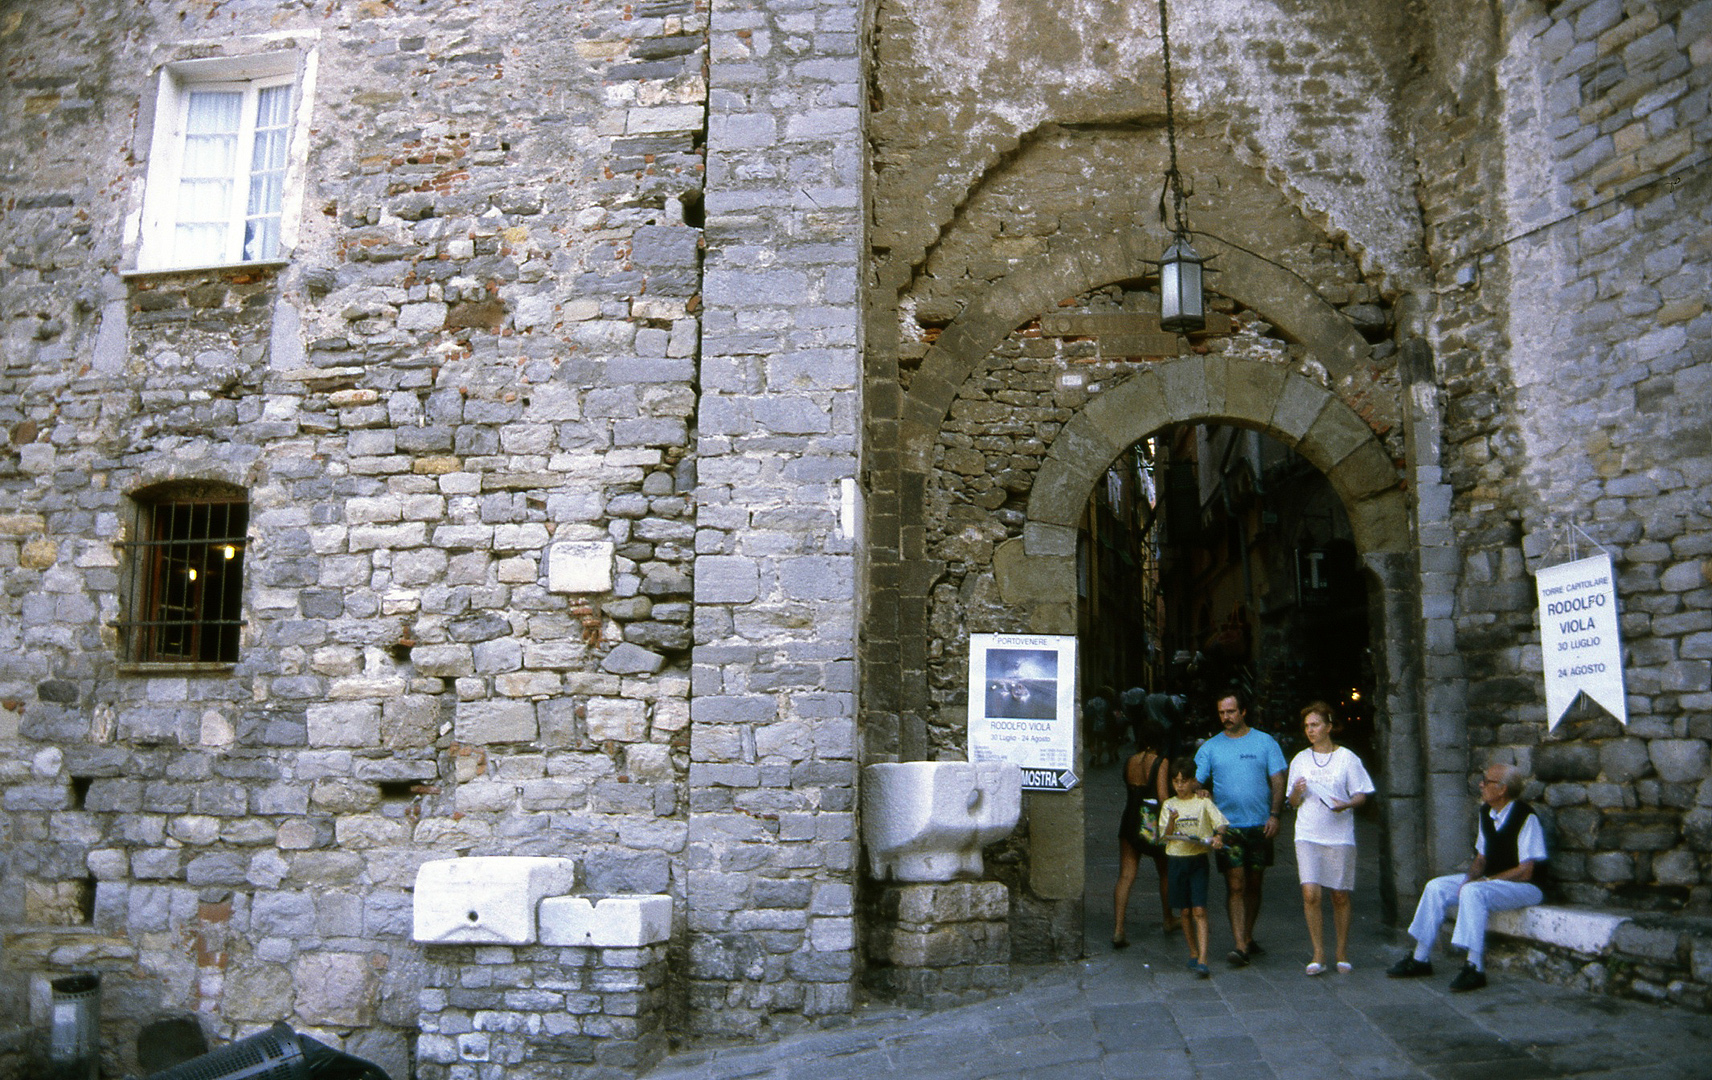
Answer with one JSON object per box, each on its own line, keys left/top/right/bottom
{"left": 1167, "top": 854, "right": 1211, "bottom": 909}
{"left": 1215, "top": 825, "right": 1275, "bottom": 873}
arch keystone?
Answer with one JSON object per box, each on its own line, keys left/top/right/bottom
{"left": 1158, "top": 356, "right": 1214, "bottom": 419}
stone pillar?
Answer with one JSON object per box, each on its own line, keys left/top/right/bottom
{"left": 688, "top": 0, "right": 865, "bottom": 1035}
{"left": 415, "top": 942, "right": 669, "bottom": 1080}
{"left": 1402, "top": 337, "right": 1474, "bottom": 881}
{"left": 863, "top": 882, "right": 1010, "bottom": 1007}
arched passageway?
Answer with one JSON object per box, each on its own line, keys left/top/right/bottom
{"left": 989, "top": 357, "right": 1418, "bottom": 936}
{"left": 863, "top": 225, "right": 1430, "bottom": 957}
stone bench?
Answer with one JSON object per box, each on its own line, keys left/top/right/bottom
{"left": 1467, "top": 903, "right": 1712, "bottom": 1012}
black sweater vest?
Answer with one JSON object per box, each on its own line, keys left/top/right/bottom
{"left": 1479, "top": 800, "right": 1537, "bottom": 877}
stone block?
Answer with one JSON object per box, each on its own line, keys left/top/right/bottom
{"left": 1270, "top": 373, "right": 1331, "bottom": 439}
{"left": 538, "top": 895, "right": 672, "bottom": 947}
{"left": 454, "top": 700, "right": 537, "bottom": 745}
{"left": 695, "top": 555, "right": 759, "bottom": 603}
{"left": 1612, "top": 921, "right": 1682, "bottom": 963}
{"left": 603, "top": 643, "right": 666, "bottom": 675}
{"left": 886, "top": 881, "right": 1010, "bottom": 925}
{"left": 306, "top": 702, "right": 380, "bottom": 748}
{"left": 1651, "top": 740, "right": 1709, "bottom": 782}
{"left": 586, "top": 698, "right": 647, "bottom": 743}
{"left": 1600, "top": 738, "right": 1652, "bottom": 782}
{"left": 412, "top": 856, "right": 576, "bottom": 945}
{"left": 1535, "top": 741, "right": 1602, "bottom": 781}
{"left": 294, "top": 951, "right": 376, "bottom": 1026}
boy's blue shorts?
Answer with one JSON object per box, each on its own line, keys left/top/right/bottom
{"left": 1167, "top": 853, "right": 1210, "bottom": 909}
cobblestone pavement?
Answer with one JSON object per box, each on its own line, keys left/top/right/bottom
{"left": 650, "top": 760, "right": 1712, "bottom": 1079}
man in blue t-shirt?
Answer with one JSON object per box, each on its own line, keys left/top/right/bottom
{"left": 1194, "top": 688, "right": 1287, "bottom": 966}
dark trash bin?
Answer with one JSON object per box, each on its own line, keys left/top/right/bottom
{"left": 49, "top": 972, "right": 101, "bottom": 1080}
{"left": 142, "top": 1021, "right": 392, "bottom": 1080}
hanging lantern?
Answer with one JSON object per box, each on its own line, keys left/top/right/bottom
{"left": 1153, "top": 0, "right": 1211, "bottom": 336}
{"left": 1158, "top": 233, "right": 1205, "bottom": 333}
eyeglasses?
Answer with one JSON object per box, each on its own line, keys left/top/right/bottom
{"left": 1479, "top": 778, "right": 1505, "bottom": 787}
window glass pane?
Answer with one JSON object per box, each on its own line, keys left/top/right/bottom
{"left": 255, "top": 84, "right": 293, "bottom": 132}
{"left": 155, "top": 80, "right": 297, "bottom": 268}
{"left": 174, "top": 222, "right": 229, "bottom": 266}
{"left": 250, "top": 128, "right": 289, "bottom": 180}
{"left": 185, "top": 89, "right": 243, "bottom": 134}
{"left": 177, "top": 178, "right": 232, "bottom": 218}
{"left": 246, "top": 171, "right": 284, "bottom": 217}
{"left": 242, "top": 218, "right": 280, "bottom": 262}
{"left": 176, "top": 90, "right": 243, "bottom": 265}
{"left": 180, "top": 131, "right": 238, "bottom": 177}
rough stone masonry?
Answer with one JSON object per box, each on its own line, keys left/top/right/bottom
{"left": 0, "top": 0, "right": 1709, "bottom": 1076}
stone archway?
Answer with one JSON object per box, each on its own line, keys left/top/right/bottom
{"left": 987, "top": 356, "right": 1422, "bottom": 916}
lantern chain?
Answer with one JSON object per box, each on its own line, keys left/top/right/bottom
{"left": 1158, "top": 0, "right": 1189, "bottom": 237}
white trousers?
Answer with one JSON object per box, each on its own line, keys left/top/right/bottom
{"left": 1407, "top": 873, "right": 1542, "bottom": 969}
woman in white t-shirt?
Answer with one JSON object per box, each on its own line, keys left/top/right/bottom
{"left": 1287, "top": 700, "right": 1375, "bottom": 976}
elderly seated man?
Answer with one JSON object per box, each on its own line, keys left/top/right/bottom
{"left": 1387, "top": 763, "right": 1546, "bottom": 991}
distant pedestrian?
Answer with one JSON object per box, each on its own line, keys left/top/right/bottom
{"left": 1388, "top": 763, "right": 1546, "bottom": 992}
{"left": 1160, "top": 760, "right": 1228, "bottom": 978}
{"left": 1112, "top": 718, "right": 1176, "bottom": 949}
{"left": 1194, "top": 687, "right": 1286, "bottom": 965}
{"left": 1287, "top": 701, "right": 1374, "bottom": 975}
{"left": 1085, "top": 686, "right": 1118, "bottom": 766}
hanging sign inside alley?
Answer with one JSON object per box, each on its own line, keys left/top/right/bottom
{"left": 1536, "top": 553, "right": 1627, "bottom": 730}
{"left": 967, "top": 633, "right": 1079, "bottom": 791}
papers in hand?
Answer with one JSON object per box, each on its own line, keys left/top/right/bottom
{"left": 1305, "top": 778, "right": 1340, "bottom": 809}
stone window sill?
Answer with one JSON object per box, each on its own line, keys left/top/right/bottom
{"left": 120, "top": 259, "right": 288, "bottom": 281}
{"left": 116, "top": 662, "right": 237, "bottom": 677}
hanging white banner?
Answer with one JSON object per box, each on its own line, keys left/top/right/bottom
{"left": 1536, "top": 553, "right": 1627, "bottom": 730}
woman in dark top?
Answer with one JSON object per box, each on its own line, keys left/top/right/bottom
{"left": 1113, "top": 717, "right": 1177, "bottom": 946}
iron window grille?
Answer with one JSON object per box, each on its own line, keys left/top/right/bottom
{"left": 120, "top": 492, "right": 248, "bottom": 664}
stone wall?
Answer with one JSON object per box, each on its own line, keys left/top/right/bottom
{"left": 416, "top": 941, "right": 669, "bottom": 1080}
{"left": 0, "top": 0, "right": 710, "bottom": 1072}
{"left": 683, "top": 0, "right": 865, "bottom": 1039}
{"left": 0, "top": 0, "right": 1710, "bottom": 1072}
{"left": 1416, "top": 0, "right": 1712, "bottom": 907}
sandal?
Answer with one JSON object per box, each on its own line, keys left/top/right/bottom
{"left": 1336, "top": 961, "right": 1352, "bottom": 974}
{"left": 1305, "top": 962, "right": 1326, "bottom": 976}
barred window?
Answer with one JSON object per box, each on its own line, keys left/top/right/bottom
{"left": 121, "top": 487, "right": 248, "bottom": 664}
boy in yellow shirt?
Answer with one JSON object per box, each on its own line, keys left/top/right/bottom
{"left": 1160, "top": 760, "right": 1229, "bottom": 977}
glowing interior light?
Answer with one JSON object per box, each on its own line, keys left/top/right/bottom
{"left": 187, "top": 568, "right": 198, "bottom": 582}
{"left": 223, "top": 545, "right": 237, "bottom": 560}
{"left": 1350, "top": 689, "right": 1361, "bottom": 701}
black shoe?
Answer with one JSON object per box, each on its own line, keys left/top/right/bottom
{"left": 1112, "top": 937, "right": 1130, "bottom": 950}
{"left": 1245, "top": 940, "right": 1265, "bottom": 957}
{"left": 1386, "top": 956, "right": 1434, "bottom": 978}
{"left": 1448, "top": 963, "right": 1487, "bottom": 992}
{"left": 1227, "top": 948, "right": 1250, "bottom": 967}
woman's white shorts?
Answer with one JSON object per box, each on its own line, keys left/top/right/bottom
{"left": 1295, "top": 840, "right": 1357, "bottom": 892}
